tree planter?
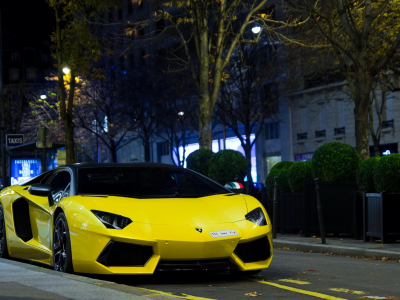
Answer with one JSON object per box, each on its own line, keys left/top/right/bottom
{"left": 363, "top": 192, "right": 400, "bottom": 244}
{"left": 280, "top": 192, "right": 305, "bottom": 234}
{"left": 280, "top": 181, "right": 362, "bottom": 238}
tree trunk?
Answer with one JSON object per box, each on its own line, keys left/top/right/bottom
{"left": 110, "top": 141, "right": 117, "bottom": 163}
{"left": 65, "top": 123, "right": 76, "bottom": 164}
{"left": 143, "top": 139, "right": 151, "bottom": 162}
{"left": 353, "top": 71, "right": 373, "bottom": 161}
{"left": 198, "top": 99, "right": 212, "bottom": 150}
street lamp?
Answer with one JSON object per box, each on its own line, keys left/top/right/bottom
{"left": 40, "top": 95, "right": 47, "bottom": 100}
{"left": 62, "top": 67, "right": 70, "bottom": 74}
{"left": 178, "top": 111, "right": 184, "bottom": 116}
{"left": 252, "top": 26, "right": 261, "bottom": 34}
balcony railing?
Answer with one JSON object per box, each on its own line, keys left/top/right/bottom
{"left": 297, "top": 132, "right": 307, "bottom": 140}
{"left": 315, "top": 130, "right": 326, "bottom": 138}
{"left": 334, "top": 127, "right": 345, "bottom": 135}
{"left": 382, "top": 119, "right": 394, "bottom": 129}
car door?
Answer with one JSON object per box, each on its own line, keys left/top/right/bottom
{"left": 35, "top": 170, "right": 72, "bottom": 251}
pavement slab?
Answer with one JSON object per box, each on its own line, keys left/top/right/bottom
{"left": 274, "top": 233, "right": 400, "bottom": 260}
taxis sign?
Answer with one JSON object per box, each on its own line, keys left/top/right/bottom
{"left": 6, "top": 134, "right": 24, "bottom": 147}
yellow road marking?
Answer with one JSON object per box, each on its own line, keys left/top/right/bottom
{"left": 137, "top": 287, "right": 216, "bottom": 300}
{"left": 250, "top": 279, "right": 348, "bottom": 300}
{"left": 279, "top": 279, "right": 311, "bottom": 285}
{"left": 329, "top": 288, "right": 365, "bottom": 295}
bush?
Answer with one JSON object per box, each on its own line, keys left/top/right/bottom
{"left": 288, "top": 161, "right": 313, "bottom": 193}
{"left": 208, "top": 150, "right": 247, "bottom": 185}
{"left": 356, "top": 157, "right": 380, "bottom": 193}
{"left": 311, "top": 142, "right": 361, "bottom": 182}
{"left": 186, "top": 149, "right": 215, "bottom": 177}
{"left": 265, "top": 161, "right": 294, "bottom": 198}
{"left": 373, "top": 154, "right": 400, "bottom": 193}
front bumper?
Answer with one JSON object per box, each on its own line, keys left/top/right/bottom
{"left": 69, "top": 220, "right": 273, "bottom": 274}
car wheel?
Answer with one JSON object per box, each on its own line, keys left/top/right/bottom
{"left": 0, "top": 204, "right": 9, "bottom": 258}
{"left": 53, "top": 213, "right": 73, "bottom": 273}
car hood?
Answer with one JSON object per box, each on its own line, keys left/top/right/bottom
{"left": 78, "top": 194, "right": 248, "bottom": 225}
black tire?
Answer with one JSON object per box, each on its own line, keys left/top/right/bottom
{"left": 0, "top": 203, "right": 9, "bottom": 258}
{"left": 53, "top": 213, "right": 73, "bottom": 273}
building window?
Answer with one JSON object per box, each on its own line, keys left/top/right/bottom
{"left": 118, "top": 8, "right": 123, "bottom": 20}
{"left": 265, "top": 122, "right": 280, "bottom": 140}
{"left": 162, "top": 142, "right": 169, "bottom": 156}
{"left": 127, "top": 0, "right": 133, "bottom": 14}
{"left": 26, "top": 67, "right": 37, "bottom": 81}
{"left": 9, "top": 68, "right": 19, "bottom": 81}
{"left": 11, "top": 52, "right": 20, "bottom": 62}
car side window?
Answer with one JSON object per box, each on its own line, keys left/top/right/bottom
{"left": 48, "top": 171, "right": 71, "bottom": 203}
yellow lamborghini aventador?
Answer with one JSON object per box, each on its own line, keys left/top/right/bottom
{"left": 0, "top": 163, "right": 273, "bottom": 274}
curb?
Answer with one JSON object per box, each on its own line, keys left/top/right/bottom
{"left": 273, "top": 240, "right": 400, "bottom": 261}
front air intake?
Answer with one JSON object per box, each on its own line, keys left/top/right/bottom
{"left": 97, "top": 241, "right": 153, "bottom": 267}
{"left": 234, "top": 236, "right": 271, "bottom": 263}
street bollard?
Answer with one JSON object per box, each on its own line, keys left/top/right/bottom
{"left": 272, "top": 176, "right": 278, "bottom": 239}
{"left": 315, "top": 178, "right": 326, "bottom": 244}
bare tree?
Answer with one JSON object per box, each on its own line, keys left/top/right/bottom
{"left": 217, "top": 41, "right": 280, "bottom": 185}
{"left": 126, "top": 0, "right": 302, "bottom": 150}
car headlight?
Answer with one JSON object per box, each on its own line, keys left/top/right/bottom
{"left": 91, "top": 210, "right": 132, "bottom": 229}
{"left": 245, "top": 207, "right": 266, "bottom": 226}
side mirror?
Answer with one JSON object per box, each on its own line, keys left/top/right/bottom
{"left": 28, "top": 184, "right": 51, "bottom": 197}
{"left": 224, "top": 182, "right": 244, "bottom": 194}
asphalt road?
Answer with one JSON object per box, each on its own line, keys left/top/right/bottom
{"left": 1, "top": 250, "right": 400, "bottom": 300}
{"left": 85, "top": 249, "right": 400, "bottom": 300}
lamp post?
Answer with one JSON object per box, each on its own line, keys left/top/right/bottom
{"left": 62, "top": 67, "right": 70, "bottom": 74}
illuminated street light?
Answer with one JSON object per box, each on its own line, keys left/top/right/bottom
{"left": 63, "top": 67, "right": 70, "bottom": 74}
{"left": 40, "top": 95, "right": 47, "bottom": 100}
{"left": 178, "top": 111, "right": 184, "bottom": 116}
{"left": 251, "top": 26, "right": 261, "bottom": 34}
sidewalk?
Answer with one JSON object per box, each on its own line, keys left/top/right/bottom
{"left": 274, "top": 233, "right": 400, "bottom": 261}
{"left": 0, "top": 258, "right": 175, "bottom": 300}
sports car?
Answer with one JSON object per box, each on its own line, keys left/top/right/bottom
{"left": 0, "top": 163, "right": 273, "bottom": 274}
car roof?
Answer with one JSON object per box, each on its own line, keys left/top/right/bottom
{"left": 60, "top": 162, "right": 182, "bottom": 171}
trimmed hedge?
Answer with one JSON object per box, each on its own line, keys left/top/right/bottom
{"left": 356, "top": 157, "right": 380, "bottom": 193}
{"left": 288, "top": 161, "right": 313, "bottom": 193}
{"left": 373, "top": 154, "right": 400, "bottom": 193}
{"left": 186, "top": 149, "right": 215, "bottom": 177}
{"left": 265, "top": 161, "right": 294, "bottom": 198}
{"left": 311, "top": 142, "right": 361, "bottom": 182}
{"left": 208, "top": 150, "right": 247, "bottom": 185}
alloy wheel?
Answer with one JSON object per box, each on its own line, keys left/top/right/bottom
{"left": 53, "top": 217, "right": 68, "bottom": 271}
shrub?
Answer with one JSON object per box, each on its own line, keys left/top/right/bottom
{"left": 311, "top": 142, "right": 361, "bottom": 182}
{"left": 208, "top": 150, "right": 247, "bottom": 185}
{"left": 288, "top": 161, "right": 313, "bottom": 193}
{"left": 356, "top": 157, "right": 380, "bottom": 193}
{"left": 186, "top": 149, "right": 215, "bottom": 177}
{"left": 373, "top": 154, "right": 400, "bottom": 193}
{"left": 265, "top": 161, "right": 294, "bottom": 198}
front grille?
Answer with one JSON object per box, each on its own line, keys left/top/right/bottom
{"left": 97, "top": 241, "right": 153, "bottom": 267}
{"left": 234, "top": 236, "right": 271, "bottom": 263}
{"left": 156, "top": 259, "right": 237, "bottom": 271}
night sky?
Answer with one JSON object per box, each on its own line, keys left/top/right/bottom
{"left": 1, "top": 1, "right": 55, "bottom": 49}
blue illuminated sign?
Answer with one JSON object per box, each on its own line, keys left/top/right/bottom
{"left": 10, "top": 159, "right": 41, "bottom": 186}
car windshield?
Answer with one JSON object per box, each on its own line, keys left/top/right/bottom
{"left": 78, "top": 167, "right": 231, "bottom": 198}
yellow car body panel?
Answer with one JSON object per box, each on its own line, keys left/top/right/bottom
{"left": 1, "top": 175, "right": 273, "bottom": 275}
